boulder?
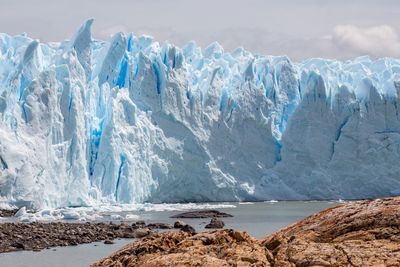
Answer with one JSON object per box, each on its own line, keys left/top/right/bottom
{"left": 205, "top": 218, "right": 225, "bottom": 229}
{"left": 173, "top": 220, "right": 186, "bottom": 229}
{"left": 134, "top": 228, "right": 150, "bottom": 238}
{"left": 180, "top": 224, "right": 196, "bottom": 234}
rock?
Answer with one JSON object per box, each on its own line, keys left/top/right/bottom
{"left": 262, "top": 197, "right": 400, "bottom": 266}
{"left": 205, "top": 218, "right": 225, "bottom": 229}
{"left": 232, "top": 230, "right": 246, "bottom": 242}
{"left": 135, "top": 220, "right": 146, "bottom": 226}
{"left": 0, "top": 209, "right": 18, "bottom": 217}
{"left": 12, "top": 242, "right": 25, "bottom": 249}
{"left": 180, "top": 224, "right": 196, "bottom": 234}
{"left": 106, "top": 232, "right": 115, "bottom": 238}
{"left": 134, "top": 228, "right": 150, "bottom": 238}
{"left": 170, "top": 210, "right": 233, "bottom": 218}
{"left": 104, "top": 240, "right": 115, "bottom": 245}
{"left": 173, "top": 220, "right": 186, "bottom": 229}
{"left": 147, "top": 223, "right": 173, "bottom": 229}
{"left": 92, "top": 230, "right": 269, "bottom": 267}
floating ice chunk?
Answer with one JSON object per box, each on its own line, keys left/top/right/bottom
{"left": 238, "top": 202, "right": 254, "bottom": 205}
{"left": 62, "top": 210, "right": 81, "bottom": 220}
{"left": 15, "top": 207, "right": 27, "bottom": 217}
{"left": 110, "top": 214, "right": 122, "bottom": 220}
{"left": 125, "top": 214, "right": 140, "bottom": 220}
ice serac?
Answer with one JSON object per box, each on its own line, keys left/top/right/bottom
{"left": 70, "top": 18, "right": 94, "bottom": 81}
{"left": 0, "top": 21, "right": 400, "bottom": 208}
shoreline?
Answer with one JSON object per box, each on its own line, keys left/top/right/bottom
{"left": 0, "top": 201, "right": 336, "bottom": 254}
{"left": 0, "top": 201, "right": 331, "bottom": 254}
{"left": 0, "top": 221, "right": 168, "bottom": 253}
{"left": 0, "top": 201, "right": 338, "bottom": 254}
{"left": 1, "top": 198, "right": 399, "bottom": 266}
{"left": 0, "top": 209, "right": 235, "bottom": 253}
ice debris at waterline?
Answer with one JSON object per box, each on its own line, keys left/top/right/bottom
{"left": 1, "top": 203, "right": 236, "bottom": 222}
{"left": 0, "top": 19, "right": 400, "bottom": 209}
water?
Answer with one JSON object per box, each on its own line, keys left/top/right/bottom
{"left": 0, "top": 201, "right": 337, "bottom": 267}
{"left": 0, "top": 239, "right": 133, "bottom": 267}
{"left": 128, "top": 201, "right": 337, "bottom": 238}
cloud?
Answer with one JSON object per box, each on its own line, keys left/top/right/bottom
{"left": 332, "top": 24, "right": 400, "bottom": 58}
{"left": 92, "top": 24, "right": 400, "bottom": 62}
{"left": 97, "top": 25, "right": 129, "bottom": 39}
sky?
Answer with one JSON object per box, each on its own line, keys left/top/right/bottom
{"left": 0, "top": 0, "right": 399, "bottom": 61}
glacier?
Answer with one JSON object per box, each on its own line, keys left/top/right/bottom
{"left": 0, "top": 20, "right": 400, "bottom": 209}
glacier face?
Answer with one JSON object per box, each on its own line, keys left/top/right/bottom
{"left": 1, "top": 20, "right": 400, "bottom": 208}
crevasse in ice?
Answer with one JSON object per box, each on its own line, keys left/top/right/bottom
{"left": 1, "top": 20, "right": 400, "bottom": 208}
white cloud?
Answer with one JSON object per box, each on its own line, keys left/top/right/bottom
{"left": 97, "top": 25, "right": 129, "bottom": 39}
{"left": 332, "top": 24, "right": 400, "bottom": 58}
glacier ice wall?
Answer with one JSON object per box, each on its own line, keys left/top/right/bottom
{"left": 1, "top": 20, "right": 400, "bottom": 208}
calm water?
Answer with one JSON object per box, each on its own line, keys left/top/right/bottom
{"left": 0, "top": 201, "right": 337, "bottom": 267}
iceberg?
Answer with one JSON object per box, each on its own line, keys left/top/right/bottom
{"left": 0, "top": 20, "right": 399, "bottom": 209}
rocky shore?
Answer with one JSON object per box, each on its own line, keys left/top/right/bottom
{"left": 0, "top": 209, "right": 232, "bottom": 253}
{"left": 0, "top": 209, "right": 17, "bottom": 217}
{"left": 0, "top": 221, "right": 170, "bottom": 253}
{"left": 93, "top": 197, "right": 400, "bottom": 267}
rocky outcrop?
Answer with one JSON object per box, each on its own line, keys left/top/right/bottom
{"left": 262, "top": 197, "right": 400, "bottom": 266}
{"left": 92, "top": 229, "right": 269, "bottom": 267}
{"left": 93, "top": 197, "right": 400, "bottom": 267}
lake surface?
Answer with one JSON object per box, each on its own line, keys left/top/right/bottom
{"left": 0, "top": 201, "right": 337, "bottom": 267}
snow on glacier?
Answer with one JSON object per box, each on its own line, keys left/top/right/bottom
{"left": 0, "top": 20, "right": 400, "bottom": 209}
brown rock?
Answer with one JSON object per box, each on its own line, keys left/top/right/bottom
{"left": 173, "top": 220, "right": 186, "bottom": 229}
{"left": 262, "top": 197, "right": 400, "bottom": 267}
{"left": 205, "top": 218, "right": 225, "bottom": 229}
{"left": 134, "top": 228, "right": 150, "bottom": 238}
{"left": 91, "top": 229, "right": 269, "bottom": 267}
{"left": 104, "top": 240, "right": 115, "bottom": 245}
{"left": 180, "top": 224, "right": 196, "bottom": 234}
{"left": 147, "top": 223, "right": 173, "bottom": 229}
{"left": 232, "top": 230, "right": 246, "bottom": 242}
